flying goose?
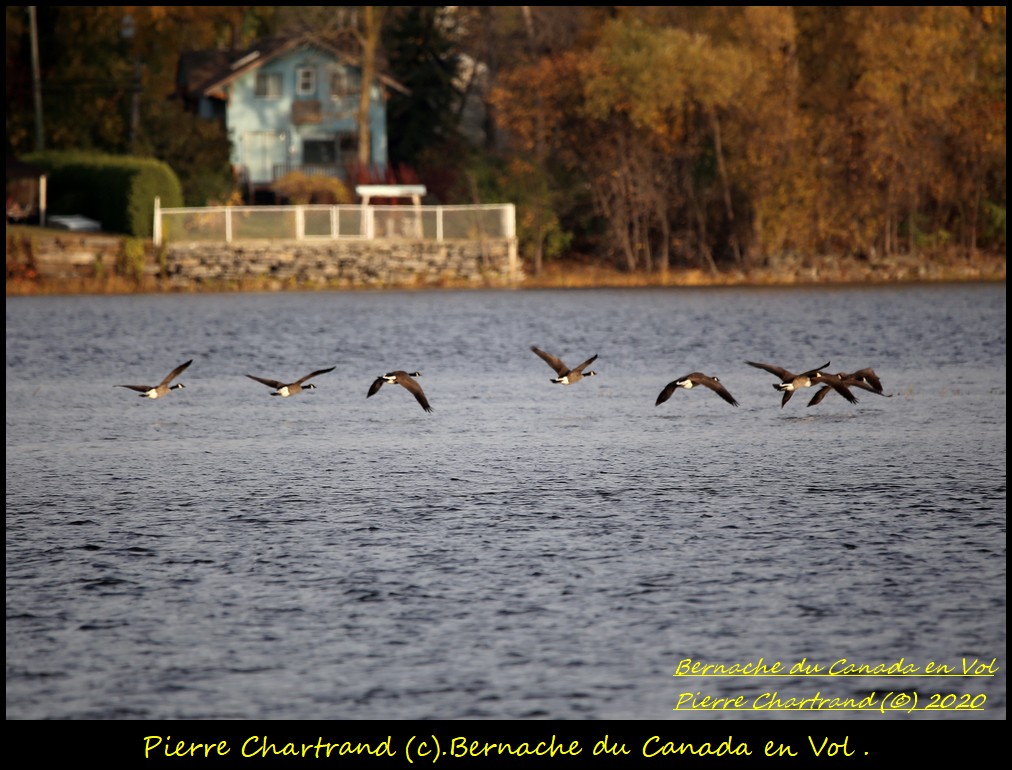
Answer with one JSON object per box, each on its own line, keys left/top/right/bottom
{"left": 367, "top": 370, "right": 432, "bottom": 413}
{"left": 807, "top": 368, "right": 890, "bottom": 407}
{"left": 834, "top": 368, "right": 883, "bottom": 393}
{"left": 656, "top": 372, "right": 739, "bottom": 407}
{"left": 117, "top": 359, "right": 192, "bottom": 399}
{"left": 246, "top": 366, "right": 336, "bottom": 397}
{"left": 746, "top": 360, "right": 857, "bottom": 407}
{"left": 531, "top": 346, "right": 598, "bottom": 385}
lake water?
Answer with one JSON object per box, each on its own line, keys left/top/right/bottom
{"left": 5, "top": 283, "right": 1006, "bottom": 722}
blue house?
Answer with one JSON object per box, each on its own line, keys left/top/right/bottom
{"left": 175, "top": 34, "right": 407, "bottom": 200}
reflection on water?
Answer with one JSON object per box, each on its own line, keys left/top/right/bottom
{"left": 5, "top": 284, "right": 1006, "bottom": 720}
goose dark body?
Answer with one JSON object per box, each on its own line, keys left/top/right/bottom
{"left": 807, "top": 368, "right": 890, "bottom": 407}
{"left": 745, "top": 360, "right": 858, "bottom": 407}
{"left": 246, "top": 366, "right": 336, "bottom": 397}
{"left": 117, "top": 359, "right": 192, "bottom": 399}
{"left": 368, "top": 370, "right": 433, "bottom": 412}
{"left": 656, "top": 372, "right": 739, "bottom": 407}
{"left": 531, "top": 346, "right": 598, "bottom": 385}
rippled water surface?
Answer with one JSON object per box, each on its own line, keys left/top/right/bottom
{"left": 6, "top": 284, "right": 1006, "bottom": 720}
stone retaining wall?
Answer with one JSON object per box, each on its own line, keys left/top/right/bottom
{"left": 162, "top": 239, "right": 521, "bottom": 289}
{"left": 7, "top": 233, "right": 523, "bottom": 289}
{"left": 7, "top": 233, "right": 123, "bottom": 281}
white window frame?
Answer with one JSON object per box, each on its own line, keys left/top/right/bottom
{"left": 254, "top": 72, "right": 282, "bottom": 99}
{"left": 297, "top": 67, "right": 316, "bottom": 97}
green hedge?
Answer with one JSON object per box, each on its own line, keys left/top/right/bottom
{"left": 24, "top": 151, "right": 183, "bottom": 238}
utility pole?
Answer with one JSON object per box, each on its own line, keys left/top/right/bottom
{"left": 29, "top": 6, "right": 45, "bottom": 151}
{"left": 121, "top": 13, "right": 141, "bottom": 151}
{"left": 521, "top": 6, "right": 546, "bottom": 276}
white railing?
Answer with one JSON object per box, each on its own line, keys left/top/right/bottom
{"left": 153, "top": 198, "right": 516, "bottom": 247}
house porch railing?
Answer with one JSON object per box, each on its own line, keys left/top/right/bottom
{"left": 153, "top": 199, "right": 516, "bottom": 248}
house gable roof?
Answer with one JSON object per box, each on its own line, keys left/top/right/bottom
{"left": 178, "top": 33, "right": 408, "bottom": 101}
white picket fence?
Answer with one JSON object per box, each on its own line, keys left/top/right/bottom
{"left": 153, "top": 198, "right": 516, "bottom": 247}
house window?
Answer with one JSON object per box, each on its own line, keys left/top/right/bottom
{"left": 330, "top": 68, "right": 360, "bottom": 99}
{"left": 254, "top": 72, "right": 282, "bottom": 99}
{"left": 303, "top": 139, "right": 337, "bottom": 165}
{"left": 297, "top": 67, "right": 316, "bottom": 97}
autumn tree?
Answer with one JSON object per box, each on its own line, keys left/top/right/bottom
{"left": 493, "top": 6, "right": 1004, "bottom": 271}
{"left": 575, "top": 16, "right": 753, "bottom": 271}
{"left": 5, "top": 6, "right": 261, "bottom": 203}
{"left": 945, "top": 6, "right": 1006, "bottom": 255}
{"left": 478, "top": 7, "right": 609, "bottom": 271}
{"left": 793, "top": 6, "right": 1006, "bottom": 260}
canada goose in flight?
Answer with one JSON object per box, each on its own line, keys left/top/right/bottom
{"left": 746, "top": 360, "right": 856, "bottom": 407}
{"left": 656, "top": 372, "right": 739, "bottom": 407}
{"left": 835, "top": 368, "right": 883, "bottom": 393}
{"left": 117, "top": 359, "right": 192, "bottom": 399}
{"left": 246, "top": 366, "right": 336, "bottom": 397}
{"left": 807, "top": 369, "right": 890, "bottom": 407}
{"left": 367, "top": 371, "right": 432, "bottom": 413}
{"left": 531, "top": 346, "right": 598, "bottom": 385}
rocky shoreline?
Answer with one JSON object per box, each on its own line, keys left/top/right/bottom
{"left": 5, "top": 226, "right": 1005, "bottom": 295}
{"left": 524, "top": 250, "right": 1006, "bottom": 289}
